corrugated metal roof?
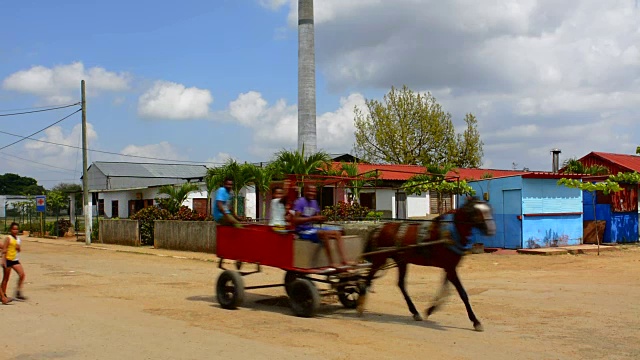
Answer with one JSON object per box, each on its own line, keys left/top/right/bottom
{"left": 92, "top": 162, "right": 207, "bottom": 179}
{"left": 449, "top": 168, "right": 530, "bottom": 181}
{"left": 586, "top": 152, "right": 640, "bottom": 172}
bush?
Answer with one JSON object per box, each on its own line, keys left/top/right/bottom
{"left": 171, "top": 206, "right": 211, "bottom": 221}
{"left": 366, "top": 211, "right": 384, "bottom": 221}
{"left": 54, "top": 219, "right": 72, "bottom": 237}
{"left": 321, "top": 201, "right": 370, "bottom": 221}
{"left": 130, "top": 207, "right": 172, "bottom": 245}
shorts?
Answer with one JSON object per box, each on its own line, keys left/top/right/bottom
{"left": 4, "top": 260, "right": 20, "bottom": 268}
{"left": 297, "top": 229, "right": 321, "bottom": 244}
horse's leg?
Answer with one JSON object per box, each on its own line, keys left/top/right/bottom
{"left": 426, "top": 274, "right": 449, "bottom": 318}
{"left": 395, "top": 260, "right": 422, "bottom": 321}
{"left": 447, "top": 269, "right": 483, "bottom": 332}
{"left": 356, "top": 257, "right": 384, "bottom": 317}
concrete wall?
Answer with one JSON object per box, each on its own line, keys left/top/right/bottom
{"left": 376, "top": 189, "right": 395, "bottom": 218}
{"left": 407, "top": 193, "right": 430, "bottom": 218}
{"left": 99, "top": 219, "right": 140, "bottom": 246}
{"left": 154, "top": 221, "right": 216, "bottom": 253}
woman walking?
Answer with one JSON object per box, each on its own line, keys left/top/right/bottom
{"left": 2, "top": 222, "right": 27, "bottom": 300}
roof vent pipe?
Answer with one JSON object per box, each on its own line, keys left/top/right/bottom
{"left": 551, "top": 148, "right": 562, "bottom": 173}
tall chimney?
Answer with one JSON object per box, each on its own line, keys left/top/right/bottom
{"left": 551, "top": 148, "right": 561, "bottom": 173}
{"left": 298, "top": 0, "right": 317, "bottom": 154}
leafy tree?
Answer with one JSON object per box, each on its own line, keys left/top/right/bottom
{"left": 636, "top": 146, "right": 639, "bottom": 155}
{"left": 402, "top": 164, "right": 475, "bottom": 214}
{"left": 561, "top": 158, "right": 609, "bottom": 175}
{"left": 156, "top": 182, "right": 200, "bottom": 214}
{"left": 205, "top": 159, "right": 255, "bottom": 215}
{"left": 353, "top": 85, "right": 483, "bottom": 167}
{"left": 270, "top": 146, "right": 331, "bottom": 177}
{"left": 0, "top": 173, "right": 45, "bottom": 195}
{"left": 46, "top": 191, "right": 66, "bottom": 216}
{"left": 333, "top": 162, "right": 379, "bottom": 204}
{"left": 248, "top": 163, "right": 277, "bottom": 219}
{"left": 51, "top": 183, "right": 82, "bottom": 211}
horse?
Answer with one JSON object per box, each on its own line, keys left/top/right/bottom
{"left": 356, "top": 197, "right": 496, "bottom": 331}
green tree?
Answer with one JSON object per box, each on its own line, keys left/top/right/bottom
{"left": 0, "top": 173, "right": 45, "bottom": 195}
{"left": 334, "top": 162, "right": 379, "bottom": 204}
{"left": 636, "top": 146, "right": 639, "bottom": 155}
{"left": 270, "top": 146, "right": 331, "bottom": 177}
{"left": 353, "top": 85, "right": 483, "bottom": 167}
{"left": 402, "top": 164, "right": 476, "bottom": 214}
{"left": 156, "top": 182, "right": 200, "bottom": 214}
{"left": 561, "top": 158, "right": 609, "bottom": 175}
{"left": 248, "top": 163, "right": 277, "bottom": 219}
{"left": 205, "top": 159, "right": 255, "bottom": 215}
{"left": 51, "top": 183, "right": 82, "bottom": 213}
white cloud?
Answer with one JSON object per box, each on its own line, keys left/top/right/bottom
{"left": 120, "top": 141, "right": 185, "bottom": 162}
{"left": 138, "top": 81, "right": 213, "bottom": 120}
{"left": 22, "top": 123, "right": 97, "bottom": 173}
{"left": 206, "top": 152, "right": 235, "bottom": 165}
{"left": 258, "top": 0, "right": 288, "bottom": 10}
{"left": 225, "top": 91, "right": 366, "bottom": 156}
{"left": 2, "top": 62, "right": 130, "bottom": 104}
{"left": 266, "top": 0, "right": 640, "bottom": 170}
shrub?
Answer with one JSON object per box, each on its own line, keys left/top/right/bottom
{"left": 171, "top": 206, "right": 211, "bottom": 221}
{"left": 54, "top": 219, "right": 72, "bottom": 237}
{"left": 366, "top": 211, "right": 384, "bottom": 221}
{"left": 130, "top": 206, "right": 172, "bottom": 245}
{"left": 321, "top": 201, "right": 370, "bottom": 221}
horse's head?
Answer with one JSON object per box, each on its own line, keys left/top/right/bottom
{"left": 457, "top": 197, "right": 496, "bottom": 237}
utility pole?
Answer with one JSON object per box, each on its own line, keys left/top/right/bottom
{"left": 81, "top": 80, "right": 91, "bottom": 244}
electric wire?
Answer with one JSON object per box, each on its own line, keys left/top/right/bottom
{"left": 0, "top": 103, "right": 80, "bottom": 117}
{"left": 0, "top": 109, "right": 81, "bottom": 151}
{"left": 0, "top": 152, "right": 77, "bottom": 172}
{"left": 0, "top": 128, "right": 224, "bottom": 165}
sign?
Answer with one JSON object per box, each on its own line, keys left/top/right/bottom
{"left": 36, "top": 195, "right": 46, "bottom": 212}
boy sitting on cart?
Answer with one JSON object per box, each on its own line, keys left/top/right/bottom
{"left": 291, "top": 185, "right": 351, "bottom": 268}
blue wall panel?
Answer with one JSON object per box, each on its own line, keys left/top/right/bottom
{"left": 609, "top": 212, "right": 639, "bottom": 243}
{"left": 522, "top": 179, "right": 582, "bottom": 214}
{"left": 522, "top": 215, "right": 583, "bottom": 248}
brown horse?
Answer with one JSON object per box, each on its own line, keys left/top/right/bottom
{"left": 357, "top": 197, "right": 496, "bottom": 331}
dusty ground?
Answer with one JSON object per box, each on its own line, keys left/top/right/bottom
{"left": 2, "top": 238, "right": 639, "bottom": 360}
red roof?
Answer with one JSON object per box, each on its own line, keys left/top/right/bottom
{"left": 354, "top": 163, "right": 427, "bottom": 180}
{"left": 447, "top": 168, "right": 529, "bottom": 181}
{"left": 581, "top": 152, "right": 640, "bottom": 173}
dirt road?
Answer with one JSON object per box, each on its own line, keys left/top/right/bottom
{"left": 2, "top": 239, "right": 639, "bottom": 360}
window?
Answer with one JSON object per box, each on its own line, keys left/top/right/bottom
{"left": 98, "top": 199, "right": 105, "bottom": 216}
{"left": 111, "top": 200, "right": 119, "bottom": 218}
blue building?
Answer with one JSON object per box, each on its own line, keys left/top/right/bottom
{"left": 582, "top": 184, "right": 638, "bottom": 244}
{"left": 460, "top": 173, "right": 584, "bottom": 249}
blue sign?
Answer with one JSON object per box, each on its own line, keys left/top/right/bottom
{"left": 35, "top": 195, "right": 46, "bottom": 212}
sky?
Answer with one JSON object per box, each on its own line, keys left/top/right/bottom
{"left": 1, "top": 0, "right": 639, "bottom": 188}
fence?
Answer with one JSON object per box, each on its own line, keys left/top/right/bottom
{"left": 99, "top": 219, "right": 140, "bottom": 246}
{"left": 154, "top": 221, "right": 217, "bottom": 253}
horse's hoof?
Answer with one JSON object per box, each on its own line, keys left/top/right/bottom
{"left": 426, "top": 306, "right": 437, "bottom": 317}
{"left": 473, "top": 322, "right": 484, "bottom": 332}
{"left": 413, "top": 313, "right": 423, "bottom": 321}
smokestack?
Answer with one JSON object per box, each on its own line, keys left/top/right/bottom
{"left": 298, "top": 0, "right": 317, "bottom": 154}
{"left": 551, "top": 148, "right": 561, "bottom": 173}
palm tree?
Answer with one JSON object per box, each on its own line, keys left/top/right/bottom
{"left": 337, "top": 162, "right": 378, "bottom": 203}
{"left": 205, "top": 159, "right": 255, "bottom": 215}
{"left": 248, "top": 163, "right": 277, "bottom": 219}
{"left": 271, "top": 146, "right": 331, "bottom": 177}
{"left": 157, "top": 182, "right": 200, "bottom": 214}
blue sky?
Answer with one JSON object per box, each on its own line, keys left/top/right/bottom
{"left": 1, "top": 0, "right": 640, "bottom": 187}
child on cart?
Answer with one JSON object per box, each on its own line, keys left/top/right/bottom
{"left": 291, "top": 185, "right": 352, "bottom": 268}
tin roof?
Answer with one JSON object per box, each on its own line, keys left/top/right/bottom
{"left": 90, "top": 162, "right": 207, "bottom": 180}
{"left": 581, "top": 152, "right": 640, "bottom": 172}
{"left": 448, "top": 168, "right": 530, "bottom": 181}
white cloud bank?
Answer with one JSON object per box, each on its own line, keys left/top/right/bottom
{"left": 138, "top": 81, "right": 213, "bottom": 120}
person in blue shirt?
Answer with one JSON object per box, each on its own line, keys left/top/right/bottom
{"left": 291, "top": 185, "right": 350, "bottom": 268}
{"left": 213, "top": 177, "right": 242, "bottom": 226}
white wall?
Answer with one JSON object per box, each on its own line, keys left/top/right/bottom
{"left": 407, "top": 193, "right": 430, "bottom": 218}
{"left": 240, "top": 185, "right": 256, "bottom": 219}
{"left": 375, "top": 189, "right": 395, "bottom": 218}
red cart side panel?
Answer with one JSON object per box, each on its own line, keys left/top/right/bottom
{"left": 217, "top": 224, "right": 294, "bottom": 269}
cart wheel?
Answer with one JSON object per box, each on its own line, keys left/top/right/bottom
{"left": 289, "top": 278, "right": 320, "bottom": 318}
{"left": 337, "top": 278, "right": 361, "bottom": 309}
{"left": 284, "top": 271, "right": 299, "bottom": 297}
{"left": 216, "top": 270, "right": 245, "bottom": 309}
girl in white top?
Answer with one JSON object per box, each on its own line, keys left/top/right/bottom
{"left": 269, "top": 188, "right": 287, "bottom": 227}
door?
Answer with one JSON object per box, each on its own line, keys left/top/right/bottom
{"left": 192, "top": 198, "right": 208, "bottom": 216}
{"left": 503, "top": 189, "right": 522, "bottom": 249}
{"left": 395, "top": 191, "right": 407, "bottom": 219}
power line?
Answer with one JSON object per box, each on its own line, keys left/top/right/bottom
{"left": 0, "top": 152, "right": 77, "bottom": 172}
{"left": 0, "top": 128, "right": 225, "bottom": 165}
{"left": 0, "top": 103, "right": 80, "bottom": 117}
{"left": 0, "top": 109, "right": 81, "bottom": 151}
